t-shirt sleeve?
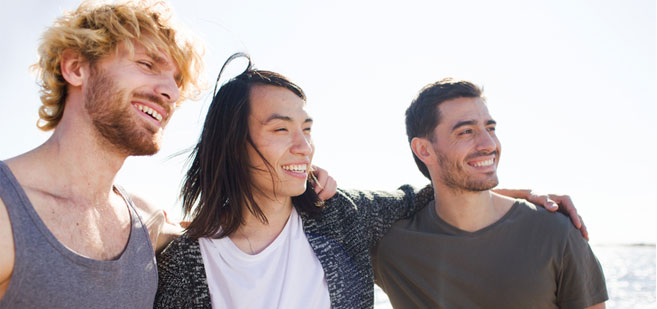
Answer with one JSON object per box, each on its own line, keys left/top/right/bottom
{"left": 339, "top": 184, "right": 433, "bottom": 246}
{"left": 557, "top": 228, "right": 609, "bottom": 309}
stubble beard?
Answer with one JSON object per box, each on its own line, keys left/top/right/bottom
{"left": 436, "top": 151, "right": 499, "bottom": 193}
{"left": 84, "top": 67, "right": 161, "bottom": 156}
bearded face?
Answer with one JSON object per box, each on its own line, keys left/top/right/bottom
{"left": 84, "top": 66, "right": 163, "bottom": 156}
{"left": 436, "top": 149, "right": 499, "bottom": 193}
{"left": 425, "top": 97, "right": 501, "bottom": 193}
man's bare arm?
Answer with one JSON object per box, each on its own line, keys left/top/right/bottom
{"left": 586, "top": 302, "right": 606, "bottom": 308}
{"left": 0, "top": 199, "right": 15, "bottom": 300}
{"left": 129, "top": 195, "right": 183, "bottom": 254}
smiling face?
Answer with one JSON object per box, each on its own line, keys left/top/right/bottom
{"left": 83, "top": 42, "right": 180, "bottom": 156}
{"left": 247, "top": 84, "right": 314, "bottom": 200}
{"left": 428, "top": 97, "right": 500, "bottom": 192}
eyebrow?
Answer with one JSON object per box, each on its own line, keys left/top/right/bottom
{"left": 147, "top": 52, "right": 167, "bottom": 65}
{"left": 146, "top": 51, "right": 183, "bottom": 85}
{"left": 263, "top": 113, "right": 313, "bottom": 124}
{"left": 451, "top": 119, "right": 496, "bottom": 131}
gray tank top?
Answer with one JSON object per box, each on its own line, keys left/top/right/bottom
{"left": 0, "top": 161, "right": 157, "bottom": 308}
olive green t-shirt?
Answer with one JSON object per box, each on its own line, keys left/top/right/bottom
{"left": 372, "top": 200, "right": 608, "bottom": 309}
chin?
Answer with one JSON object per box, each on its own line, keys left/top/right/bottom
{"left": 291, "top": 186, "right": 308, "bottom": 197}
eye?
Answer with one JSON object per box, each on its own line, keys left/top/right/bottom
{"left": 274, "top": 128, "right": 288, "bottom": 132}
{"left": 138, "top": 61, "right": 153, "bottom": 69}
{"left": 457, "top": 129, "right": 473, "bottom": 136}
{"left": 487, "top": 126, "right": 496, "bottom": 132}
{"left": 303, "top": 127, "right": 312, "bottom": 133}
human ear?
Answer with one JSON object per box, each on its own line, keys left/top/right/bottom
{"left": 60, "top": 49, "right": 88, "bottom": 87}
{"left": 411, "top": 137, "right": 435, "bottom": 166}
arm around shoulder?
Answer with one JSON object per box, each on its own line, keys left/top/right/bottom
{"left": 334, "top": 184, "right": 433, "bottom": 244}
{"left": 129, "top": 194, "right": 183, "bottom": 254}
{"left": 155, "top": 235, "right": 210, "bottom": 308}
{"left": 154, "top": 236, "right": 191, "bottom": 308}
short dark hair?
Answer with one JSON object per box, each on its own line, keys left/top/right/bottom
{"left": 182, "top": 68, "right": 321, "bottom": 240}
{"left": 405, "top": 78, "right": 484, "bottom": 179}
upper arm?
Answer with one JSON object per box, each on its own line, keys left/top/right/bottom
{"left": 155, "top": 243, "right": 184, "bottom": 308}
{"left": 339, "top": 184, "right": 433, "bottom": 244}
{"left": 557, "top": 228, "right": 609, "bottom": 307}
{"left": 129, "top": 194, "right": 183, "bottom": 254}
{"left": 586, "top": 302, "right": 606, "bottom": 309}
{"left": 0, "top": 198, "right": 15, "bottom": 300}
{"left": 155, "top": 237, "right": 196, "bottom": 308}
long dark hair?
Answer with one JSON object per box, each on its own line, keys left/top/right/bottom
{"left": 182, "top": 53, "right": 322, "bottom": 240}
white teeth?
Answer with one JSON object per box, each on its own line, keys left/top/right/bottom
{"left": 282, "top": 164, "right": 307, "bottom": 173}
{"left": 135, "top": 104, "right": 163, "bottom": 122}
{"left": 473, "top": 159, "right": 494, "bottom": 167}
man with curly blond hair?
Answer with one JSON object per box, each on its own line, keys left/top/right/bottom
{"left": 0, "top": 1, "right": 203, "bottom": 307}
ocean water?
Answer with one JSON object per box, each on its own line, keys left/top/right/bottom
{"left": 374, "top": 244, "right": 656, "bottom": 308}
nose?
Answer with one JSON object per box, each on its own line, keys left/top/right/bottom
{"left": 155, "top": 74, "right": 181, "bottom": 105}
{"left": 291, "top": 130, "right": 313, "bottom": 156}
{"left": 475, "top": 130, "right": 498, "bottom": 153}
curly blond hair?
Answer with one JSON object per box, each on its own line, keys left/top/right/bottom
{"left": 33, "top": 0, "right": 203, "bottom": 131}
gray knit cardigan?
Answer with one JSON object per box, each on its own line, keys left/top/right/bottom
{"left": 154, "top": 185, "right": 433, "bottom": 309}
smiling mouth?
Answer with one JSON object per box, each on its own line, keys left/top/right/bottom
{"left": 134, "top": 103, "right": 163, "bottom": 122}
{"left": 282, "top": 164, "right": 308, "bottom": 174}
{"left": 469, "top": 158, "right": 495, "bottom": 167}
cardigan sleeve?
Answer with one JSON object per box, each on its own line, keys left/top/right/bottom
{"left": 336, "top": 184, "right": 433, "bottom": 246}
{"left": 154, "top": 235, "right": 211, "bottom": 309}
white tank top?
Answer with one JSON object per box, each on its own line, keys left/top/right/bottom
{"left": 198, "top": 207, "right": 331, "bottom": 308}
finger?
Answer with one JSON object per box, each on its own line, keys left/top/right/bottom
{"left": 527, "top": 192, "right": 558, "bottom": 211}
{"left": 544, "top": 197, "right": 559, "bottom": 212}
{"left": 578, "top": 215, "right": 589, "bottom": 241}
{"left": 312, "top": 165, "right": 328, "bottom": 194}
{"left": 314, "top": 181, "right": 325, "bottom": 194}
{"left": 551, "top": 195, "right": 582, "bottom": 229}
{"left": 162, "top": 209, "right": 178, "bottom": 225}
{"left": 317, "top": 177, "right": 337, "bottom": 201}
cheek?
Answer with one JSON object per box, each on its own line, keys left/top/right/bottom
{"left": 248, "top": 138, "right": 284, "bottom": 168}
{"left": 309, "top": 141, "right": 315, "bottom": 159}
{"left": 246, "top": 142, "right": 265, "bottom": 168}
{"left": 439, "top": 139, "right": 468, "bottom": 158}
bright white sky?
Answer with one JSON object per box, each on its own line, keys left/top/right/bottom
{"left": 0, "top": 0, "right": 654, "bottom": 245}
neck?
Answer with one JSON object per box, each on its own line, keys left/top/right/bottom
{"left": 232, "top": 192, "right": 294, "bottom": 254}
{"left": 432, "top": 182, "right": 513, "bottom": 232}
{"left": 7, "top": 101, "right": 128, "bottom": 205}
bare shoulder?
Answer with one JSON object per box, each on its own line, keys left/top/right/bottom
{"left": 0, "top": 198, "right": 15, "bottom": 299}
{"left": 129, "top": 194, "right": 161, "bottom": 218}
{"left": 128, "top": 193, "right": 182, "bottom": 254}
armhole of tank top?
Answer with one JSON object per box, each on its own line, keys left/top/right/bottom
{"left": 113, "top": 185, "right": 155, "bottom": 254}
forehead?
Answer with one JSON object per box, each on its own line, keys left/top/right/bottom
{"left": 437, "top": 97, "right": 492, "bottom": 126}
{"left": 249, "top": 84, "right": 308, "bottom": 121}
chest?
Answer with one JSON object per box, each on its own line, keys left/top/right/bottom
{"left": 199, "top": 219, "right": 331, "bottom": 308}
{"left": 377, "top": 228, "right": 561, "bottom": 308}
{"left": 25, "top": 190, "right": 132, "bottom": 260}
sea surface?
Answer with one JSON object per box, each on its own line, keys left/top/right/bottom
{"left": 374, "top": 244, "right": 656, "bottom": 308}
